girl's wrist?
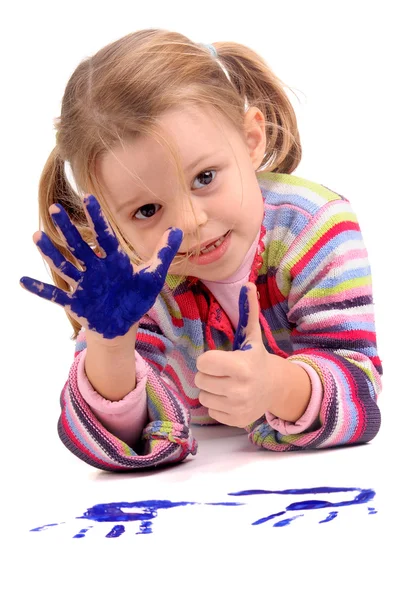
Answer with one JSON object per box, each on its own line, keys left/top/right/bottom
{"left": 85, "top": 322, "right": 139, "bottom": 350}
{"left": 266, "top": 356, "right": 312, "bottom": 423}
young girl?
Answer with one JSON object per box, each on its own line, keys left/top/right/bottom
{"left": 20, "top": 29, "right": 382, "bottom": 471}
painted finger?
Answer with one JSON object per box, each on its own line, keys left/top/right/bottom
{"left": 20, "top": 276, "right": 72, "bottom": 307}
{"left": 233, "top": 285, "right": 250, "bottom": 351}
{"left": 49, "top": 204, "right": 96, "bottom": 265}
{"left": 149, "top": 228, "right": 183, "bottom": 281}
{"left": 35, "top": 231, "right": 82, "bottom": 285}
{"left": 83, "top": 195, "right": 119, "bottom": 256}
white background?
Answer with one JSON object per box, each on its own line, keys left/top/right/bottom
{"left": 2, "top": 1, "right": 400, "bottom": 598}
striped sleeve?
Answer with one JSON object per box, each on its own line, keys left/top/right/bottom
{"left": 57, "top": 319, "right": 198, "bottom": 471}
{"left": 248, "top": 197, "right": 382, "bottom": 450}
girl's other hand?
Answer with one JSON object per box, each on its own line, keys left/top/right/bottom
{"left": 20, "top": 195, "right": 182, "bottom": 339}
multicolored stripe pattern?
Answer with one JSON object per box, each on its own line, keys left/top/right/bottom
{"left": 58, "top": 172, "right": 382, "bottom": 470}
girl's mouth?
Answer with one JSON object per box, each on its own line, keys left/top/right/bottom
{"left": 196, "top": 230, "right": 231, "bottom": 255}
{"left": 187, "top": 230, "right": 232, "bottom": 266}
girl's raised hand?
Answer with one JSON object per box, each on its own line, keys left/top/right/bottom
{"left": 20, "top": 195, "right": 183, "bottom": 339}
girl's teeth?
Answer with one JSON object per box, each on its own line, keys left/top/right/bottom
{"left": 200, "top": 233, "right": 226, "bottom": 254}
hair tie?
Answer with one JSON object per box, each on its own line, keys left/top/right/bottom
{"left": 200, "top": 43, "right": 218, "bottom": 58}
{"left": 199, "top": 42, "right": 233, "bottom": 87}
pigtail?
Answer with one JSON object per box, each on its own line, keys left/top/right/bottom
{"left": 38, "top": 147, "right": 89, "bottom": 339}
{"left": 213, "top": 42, "right": 301, "bottom": 173}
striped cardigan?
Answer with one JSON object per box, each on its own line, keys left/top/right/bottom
{"left": 58, "top": 172, "right": 383, "bottom": 471}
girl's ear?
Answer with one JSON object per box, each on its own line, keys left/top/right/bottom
{"left": 243, "top": 107, "right": 266, "bottom": 170}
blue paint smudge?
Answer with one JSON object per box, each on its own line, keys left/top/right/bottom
{"left": 20, "top": 195, "right": 183, "bottom": 339}
{"left": 228, "top": 486, "right": 367, "bottom": 496}
{"left": 76, "top": 499, "right": 243, "bottom": 536}
{"left": 73, "top": 526, "right": 93, "bottom": 538}
{"left": 30, "top": 522, "right": 63, "bottom": 532}
{"left": 233, "top": 285, "right": 252, "bottom": 351}
{"left": 106, "top": 525, "right": 125, "bottom": 538}
{"left": 137, "top": 521, "right": 152, "bottom": 535}
{"left": 274, "top": 515, "right": 304, "bottom": 527}
{"left": 205, "top": 502, "right": 243, "bottom": 507}
{"left": 78, "top": 499, "right": 196, "bottom": 526}
{"left": 319, "top": 511, "right": 338, "bottom": 524}
{"left": 252, "top": 511, "right": 286, "bottom": 525}
{"left": 368, "top": 507, "right": 377, "bottom": 514}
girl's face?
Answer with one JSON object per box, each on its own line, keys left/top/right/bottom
{"left": 96, "top": 104, "right": 266, "bottom": 281}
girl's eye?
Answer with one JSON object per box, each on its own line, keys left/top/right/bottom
{"left": 192, "top": 170, "right": 216, "bottom": 189}
{"left": 133, "top": 203, "right": 161, "bottom": 220}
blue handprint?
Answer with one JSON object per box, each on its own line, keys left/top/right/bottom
{"left": 228, "top": 486, "right": 376, "bottom": 527}
{"left": 29, "top": 487, "right": 377, "bottom": 538}
{"left": 30, "top": 499, "right": 243, "bottom": 537}
{"left": 20, "top": 195, "right": 183, "bottom": 339}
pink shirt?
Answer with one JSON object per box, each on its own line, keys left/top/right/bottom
{"left": 78, "top": 234, "right": 323, "bottom": 445}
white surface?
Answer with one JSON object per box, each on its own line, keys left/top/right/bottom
{"left": 6, "top": 426, "right": 400, "bottom": 599}
{"left": 2, "top": 1, "right": 400, "bottom": 598}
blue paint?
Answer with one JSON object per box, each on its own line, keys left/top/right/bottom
{"left": 20, "top": 195, "right": 183, "bottom": 339}
{"left": 205, "top": 502, "right": 243, "bottom": 507}
{"left": 319, "top": 511, "right": 338, "bottom": 523}
{"left": 30, "top": 522, "right": 62, "bottom": 532}
{"left": 252, "top": 511, "right": 286, "bottom": 526}
{"left": 274, "top": 515, "right": 304, "bottom": 527}
{"left": 137, "top": 521, "right": 153, "bottom": 535}
{"left": 287, "top": 489, "right": 374, "bottom": 511}
{"left": 106, "top": 525, "right": 125, "bottom": 538}
{"left": 230, "top": 487, "right": 376, "bottom": 527}
{"left": 78, "top": 499, "right": 196, "bottom": 525}
{"left": 73, "top": 526, "right": 93, "bottom": 538}
{"left": 76, "top": 499, "right": 243, "bottom": 536}
{"left": 368, "top": 507, "right": 377, "bottom": 514}
{"left": 35, "top": 232, "right": 82, "bottom": 282}
{"left": 228, "top": 486, "right": 368, "bottom": 496}
{"left": 233, "top": 285, "right": 252, "bottom": 351}
{"left": 29, "top": 487, "right": 377, "bottom": 537}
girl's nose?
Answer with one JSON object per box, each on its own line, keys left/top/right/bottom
{"left": 177, "top": 198, "right": 208, "bottom": 235}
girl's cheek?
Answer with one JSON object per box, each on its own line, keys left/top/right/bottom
{"left": 114, "top": 222, "right": 149, "bottom": 261}
{"left": 133, "top": 228, "right": 166, "bottom": 261}
{"left": 133, "top": 237, "right": 154, "bottom": 261}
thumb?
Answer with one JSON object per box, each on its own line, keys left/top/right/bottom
{"left": 233, "top": 283, "right": 261, "bottom": 351}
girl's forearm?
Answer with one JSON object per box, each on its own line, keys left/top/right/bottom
{"left": 84, "top": 325, "right": 139, "bottom": 401}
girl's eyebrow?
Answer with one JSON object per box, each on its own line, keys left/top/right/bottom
{"left": 185, "top": 153, "right": 213, "bottom": 172}
{"left": 116, "top": 194, "right": 144, "bottom": 214}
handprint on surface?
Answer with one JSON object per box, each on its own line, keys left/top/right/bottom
{"left": 30, "top": 487, "right": 376, "bottom": 538}
{"left": 20, "top": 195, "right": 183, "bottom": 338}
{"left": 30, "top": 499, "right": 243, "bottom": 537}
{"left": 228, "top": 486, "right": 376, "bottom": 526}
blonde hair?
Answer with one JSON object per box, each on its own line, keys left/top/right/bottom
{"left": 38, "top": 29, "right": 302, "bottom": 339}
